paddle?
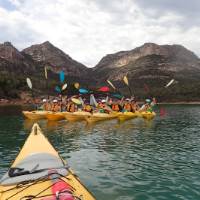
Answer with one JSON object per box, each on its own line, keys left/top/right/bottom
{"left": 123, "top": 75, "right": 133, "bottom": 97}
{"left": 165, "top": 79, "right": 175, "bottom": 88}
{"left": 26, "top": 77, "right": 32, "bottom": 90}
{"left": 107, "top": 80, "right": 116, "bottom": 90}
{"left": 59, "top": 71, "right": 65, "bottom": 83}
{"left": 74, "top": 82, "right": 80, "bottom": 89}
{"left": 90, "top": 94, "right": 98, "bottom": 107}
{"left": 55, "top": 86, "right": 61, "bottom": 93}
{"left": 98, "top": 86, "right": 110, "bottom": 92}
{"left": 26, "top": 77, "right": 34, "bottom": 98}
{"left": 26, "top": 77, "right": 36, "bottom": 108}
{"left": 79, "top": 88, "right": 89, "bottom": 94}
{"left": 44, "top": 66, "right": 49, "bottom": 99}
{"left": 62, "top": 83, "right": 68, "bottom": 91}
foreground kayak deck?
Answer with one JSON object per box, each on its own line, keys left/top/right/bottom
{"left": 0, "top": 124, "right": 96, "bottom": 200}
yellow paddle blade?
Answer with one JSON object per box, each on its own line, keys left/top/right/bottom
{"left": 44, "top": 66, "right": 48, "bottom": 79}
{"left": 74, "top": 82, "right": 80, "bottom": 89}
{"left": 71, "top": 98, "right": 82, "bottom": 105}
{"left": 107, "top": 80, "right": 116, "bottom": 90}
{"left": 123, "top": 76, "right": 129, "bottom": 86}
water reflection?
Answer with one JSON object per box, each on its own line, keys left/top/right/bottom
{"left": 0, "top": 105, "right": 200, "bottom": 200}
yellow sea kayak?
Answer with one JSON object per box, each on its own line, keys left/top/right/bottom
{"left": 46, "top": 112, "right": 65, "bottom": 121}
{"left": 85, "top": 112, "right": 118, "bottom": 123}
{"left": 22, "top": 110, "right": 48, "bottom": 120}
{"left": 141, "top": 111, "right": 156, "bottom": 120}
{"left": 0, "top": 123, "right": 96, "bottom": 200}
{"left": 63, "top": 111, "right": 92, "bottom": 122}
{"left": 118, "top": 112, "right": 138, "bottom": 121}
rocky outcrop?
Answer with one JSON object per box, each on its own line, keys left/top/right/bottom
{"left": 22, "top": 41, "right": 89, "bottom": 76}
{"left": 0, "top": 41, "right": 200, "bottom": 101}
{"left": 93, "top": 43, "right": 200, "bottom": 101}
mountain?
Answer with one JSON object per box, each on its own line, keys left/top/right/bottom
{"left": 22, "top": 41, "right": 89, "bottom": 77}
{"left": 93, "top": 43, "right": 200, "bottom": 101}
{"left": 0, "top": 42, "right": 37, "bottom": 98}
{"left": 0, "top": 41, "right": 89, "bottom": 99}
{"left": 0, "top": 41, "right": 200, "bottom": 102}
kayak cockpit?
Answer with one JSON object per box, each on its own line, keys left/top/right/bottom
{"left": 0, "top": 153, "right": 68, "bottom": 186}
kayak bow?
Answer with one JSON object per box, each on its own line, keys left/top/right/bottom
{"left": 0, "top": 123, "right": 95, "bottom": 200}
{"left": 22, "top": 111, "right": 48, "bottom": 120}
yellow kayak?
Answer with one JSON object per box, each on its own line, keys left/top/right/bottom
{"left": 46, "top": 112, "right": 65, "bottom": 121}
{"left": 63, "top": 111, "right": 92, "bottom": 122}
{"left": 22, "top": 110, "right": 48, "bottom": 120}
{"left": 118, "top": 112, "right": 138, "bottom": 121}
{"left": 85, "top": 112, "right": 118, "bottom": 123}
{"left": 0, "top": 123, "right": 96, "bottom": 200}
{"left": 141, "top": 111, "right": 156, "bottom": 120}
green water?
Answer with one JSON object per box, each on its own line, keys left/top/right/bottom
{"left": 0, "top": 105, "right": 200, "bottom": 200}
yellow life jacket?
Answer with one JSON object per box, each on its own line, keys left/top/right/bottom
{"left": 84, "top": 105, "right": 92, "bottom": 112}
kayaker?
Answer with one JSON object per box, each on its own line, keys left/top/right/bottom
{"left": 97, "top": 99, "right": 112, "bottom": 113}
{"left": 131, "top": 99, "right": 140, "bottom": 112}
{"left": 51, "top": 99, "right": 61, "bottom": 112}
{"left": 139, "top": 99, "right": 154, "bottom": 112}
{"left": 123, "top": 98, "right": 133, "bottom": 112}
{"left": 83, "top": 102, "right": 93, "bottom": 113}
{"left": 66, "top": 101, "right": 77, "bottom": 112}
{"left": 111, "top": 101, "right": 122, "bottom": 112}
{"left": 42, "top": 99, "right": 51, "bottom": 111}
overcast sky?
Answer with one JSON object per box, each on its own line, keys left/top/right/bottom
{"left": 0, "top": 0, "right": 200, "bottom": 67}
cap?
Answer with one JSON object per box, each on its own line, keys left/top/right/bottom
{"left": 42, "top": 99, "right": 47, "bottom": 102}
{"left": 53, "top": 99, "right": 58, "bottom": 103}
{"left": 145, "top": 99, "right": 151, "bottom": 103}
{"left": 101, "top": 99, "right": 106, "bottom": 103}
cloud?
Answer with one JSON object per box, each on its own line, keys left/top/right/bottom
{"left": 0, "top": 0, "right": 200, "bottom": 67}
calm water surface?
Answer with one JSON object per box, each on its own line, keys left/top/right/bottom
{"left": 0, "top": 105, "right": 200, "bottom": 200}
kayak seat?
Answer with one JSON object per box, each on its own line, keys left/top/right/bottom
{"left": 0, "top": 153, "right": 68, "bottom": 186}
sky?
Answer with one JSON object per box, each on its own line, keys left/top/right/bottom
{"left": 0, "top": 0, "right": 200, "bottom": 67}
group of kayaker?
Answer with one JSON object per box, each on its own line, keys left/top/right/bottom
{"left": 39, "top": 95, "right": 156, "bottom": 114}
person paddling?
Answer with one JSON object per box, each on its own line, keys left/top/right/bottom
{"left": 111, "top": 101, "right": 122, "bottom": 112}
{"left": 123, "top": 98, "right": 133, "bottom": 112}
{"left": 51, "top": 99, "right": 61, "bottom": 112}
{"left": 66, "top": 100, "right": 78, "bottom": 113}
{"left": 97, "top": 99, "right": 112, "bottom": 113}
{"left": 83, "top": 102, "right": 93, "bottom": 113}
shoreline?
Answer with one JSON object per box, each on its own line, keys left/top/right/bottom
{"left": 1, "top": 99, "right": 200, "bottom": 106}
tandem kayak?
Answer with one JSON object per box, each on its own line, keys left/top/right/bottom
{"left": 63, "top": 111, "right": 92, "bottom": 122}
{"left": 117, "top": 112, "right": 138, "bottom": 121}
{"left": 85, "top": 112, "right": 118, "bottom": 123}
{"left": 45, "top": 112, "right": 65, "bottom": 121}
{"left": 0, "top": 123, "right": 96, "bottom": 200}
{"left": 22, "top": 110, "right": 48, "bottom": 120}
{"left": 140, "top": 111, "right": 156, "bottom": 120}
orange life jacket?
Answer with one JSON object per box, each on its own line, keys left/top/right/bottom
{"left": 112, "top": 104, "right": 120, "bottom": 112}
